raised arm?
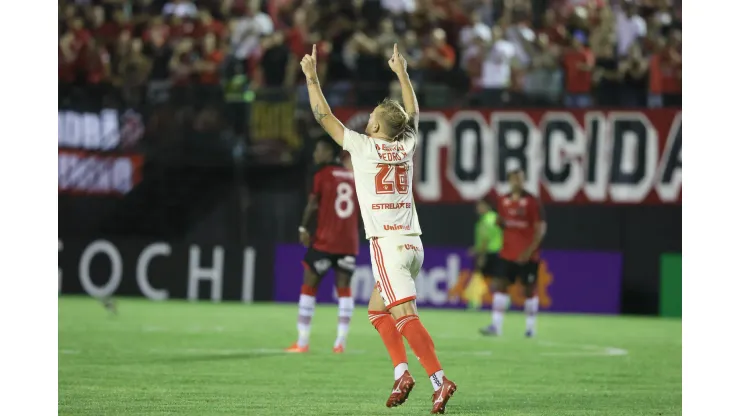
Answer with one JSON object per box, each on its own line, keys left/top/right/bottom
{"left": 388, "top": 43, "right": 419, "bottom": 132}
{"left": 301, "top": 44, "right": 346, "bottom": 146}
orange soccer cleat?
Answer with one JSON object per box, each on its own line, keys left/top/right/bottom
{"left": 430, "top": 377, "right": 457, "bottom": 414}
{"left": 332, "top": 345, "right": 345, "bottom": 354}
{"left": 386, "top": 370, "right": 415, "bottom": 408}
{"left": 284, "top": 343, "right": 309, "bottom": 353}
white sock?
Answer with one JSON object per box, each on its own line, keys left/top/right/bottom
{"left": 334, "top": 296, "right": 354, "bottom": 348}
{"left": 430, "top": 370, "right": 445, "bottom": 391}
{"left": 394, "top": 363, "right": 409, "bottom": 380}
{"left": 525, "top": 296, "right": 539, "bottom": 333}
{"left": 492, "top": 292, "right": 509, "bottom": 334}
{"left": 297, "top": 294, "right": 316, "bottom": 348}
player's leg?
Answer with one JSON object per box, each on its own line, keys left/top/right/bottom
{"left": 481, "top": 258, "right": 512, "bottom": 336}
{"left": 286, "top": 249, "right": 327, "bottom": 352}
{"left": 332, "top": 255, "right": 356, "bottom": 352}
{"left": 100, "top": 296, "right": 117, "bottom": 315}
{"left": 367, "top": 285, "right": 413, "bottom": 407}
{"left": 522, "top": 261, "right": 540, "bottom": 337}
{"left": 373, "top": 236, "right": 456, "bottom": 414}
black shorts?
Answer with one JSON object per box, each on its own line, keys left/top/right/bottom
{"left": 495, "top": 258, "right": 539, "bottom": 285}
{"left": 478, "top": 253, "right": 500, "bottom": 278}
{"left": 303, "top": 247, "right": 356, "bottom": 277}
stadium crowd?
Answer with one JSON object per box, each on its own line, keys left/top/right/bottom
{"left": 59, "top": 0, "right": 681, "bottom": 108}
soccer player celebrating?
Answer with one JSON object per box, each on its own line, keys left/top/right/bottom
{"left": 480, "top": 169, "right": 546, "bottom": 337}
{"left": 285, "top": 137, "right": 359, "bottom": 354}
{"left": 299, "top": 44, "right": 457, "bottom": 414}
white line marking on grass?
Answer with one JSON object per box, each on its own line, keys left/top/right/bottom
{"left": 149, "top": 348, "right": 370, "bottom": 356}
{"left": 152, "top": 347, "right": 498, "bottom": 358}
{"left": 141, "top": 325, "right": 230, "bottom": 334}
{"left": 142, "top": 326, "right": 168, "bottom": 332}
{"left": 538, "top": 341, "right": 628, "bottom": 357}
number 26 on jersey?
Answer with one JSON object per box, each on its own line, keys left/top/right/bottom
{"left": 375, "top": 164, "right": 409, "bottom": 194}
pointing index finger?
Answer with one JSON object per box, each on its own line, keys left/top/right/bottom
{"left": 312, "top": 44, "right": 317, "bottom": 59}
{"left": 393, "top": 43, "right": 398, "bottom": 56}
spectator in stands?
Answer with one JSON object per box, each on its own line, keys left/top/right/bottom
{"left": 461, "top": 31, "right": 486, "bottom": 91}
{"left": 524, "top": 32, "right": 562, "bottom": 106}
{"left": 347, "top": 21, "right": 394, "bottom": 105}
{"left": 562, "top": 31, "right": 594, "bottom": 108}
{"left": 118, "top": 38, "right": 152, "bottom": 106}
{"left": 163, "top": 0, "right": 198, "bottom": 18}
{"left": 422, "top": 28, "right": 456, "bottom": 84}
{"left": 83, "top": 38, "right": 111, "bottom": 86}
{"left": 89, "top": 6, "right": 110, "bottom": 46}
{"left": 112, "top": 29, "right": 133, "bottom": 71}
{"left": 70, "top": 16, "right": 92, "bottom": 50}
{"left": 382, "top": 0, "right": 416, "bottom": 31}
{"left": 460, "top": 10, "right": 492, "bottom": 51}
{"left": 618, "top": 43, "right": 648, "bottom": 107}
{"left": 540, "top": 9, "right": 567, "bottom": 46}
{"left": 616, "top": 0, "right": 646, "bottom": 57}
{"left": 198, "top": 33, "right": 225, "bottom": 86}
{"left": 146, "top": 29, "right": 172, "bottom": 82}
{"left": 650, "top": 0, "right": 676, "bottom": 31}
{"left": 143, "top": 16, "right": 170, "bottom": 46}
{"left": 169, "top": 38, "right": 197, "bottom": 87}
{"left": 471, "top": 25, "right": 518, "bottom": 106}
{"left": 505, "top": 2, "right": 536, "bottom": 70}
{"left": 59, "top": 31, "right": 80, "bottom": 85}
{"left": 592, "top": 28, "right": 622, "bottom": 106}
{"left": 381, "top": 0, "right": 417, "bottom": 15}
{"left": 648, "top": 30, "right": 681, "bottom": 108}
{"left": 230, "top": 0, "right": 274, "bottom": 72}
{"left": 470, "top": 0, "right": 496, "bottom": 27}
{"left": 57, "top": 0, "right": 680, "bottom": 109}
{"left": 169, "top": 15, "right": 197, "bottom": 43}
{"left": 401, "top": 30, "right": 424, "bottom": 83}
{"left": 377, "top": 18, "right": 399, "bottom": 56}
{"left": 258, "top": 31, "right": 291, "bottom": 87}
{"left": 195, "top": 10, "right": 226, "bottom": 40}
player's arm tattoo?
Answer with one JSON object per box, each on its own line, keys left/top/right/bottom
{"left": 312, "top": 104, "right": 328, "bottom": 126}
{"left": 307, "top": 77, "right": 319, "bottom": 86}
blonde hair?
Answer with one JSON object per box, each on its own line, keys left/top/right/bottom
{"left": 377, "top": 98, "right": 412, "bottom": 141}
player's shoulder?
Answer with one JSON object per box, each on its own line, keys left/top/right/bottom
{"left": 317, "top": 162, "right": 355, "bottom": 181}
{"left": 312, "top": 163, "right": 332, "bottom": 178}
{"left": 521, "top": 191, "right": 543, "bottom": 205}
{"left": 344, "top": 128, "right": 372, "bottom": 144}
{"left": 343, "top": 128, "right": 375, "bottom": 153}
{"left": 499, "top": 192, "right": 514, "bottom": 205}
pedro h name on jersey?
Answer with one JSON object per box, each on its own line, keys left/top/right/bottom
{"left": 342, "top": 128, "right": 422, "bottom": 238}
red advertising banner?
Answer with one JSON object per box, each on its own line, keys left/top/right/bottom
{"left": 333, "top": 108, "right": 681, "bottom": 204}
{"left": 58, "top": 149, "right": 143, "bottom": 196}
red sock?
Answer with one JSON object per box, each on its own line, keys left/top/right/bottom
{"left": 369, "top": 311, "right": 407, "bottom": 367}
{"left": 396, "top": 315, "right": 442, "bottom": 376}
{"left": 301, "top": 284, "right": 317, "bottom": 296}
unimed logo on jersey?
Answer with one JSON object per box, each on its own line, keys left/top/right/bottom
{"left": 336, "top": 109, "right": 682, "bottom": 204}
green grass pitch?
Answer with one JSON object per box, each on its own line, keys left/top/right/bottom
{"left": 59, "top": 297, "right": 681, "bottom": 416}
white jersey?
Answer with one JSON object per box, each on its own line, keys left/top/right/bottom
{"left": 342, "top": 127, "right": 422, "bottom": 239}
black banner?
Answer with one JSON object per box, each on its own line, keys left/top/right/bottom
{"left": 59, "top": 238, "right": 269, "bottom": 302}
